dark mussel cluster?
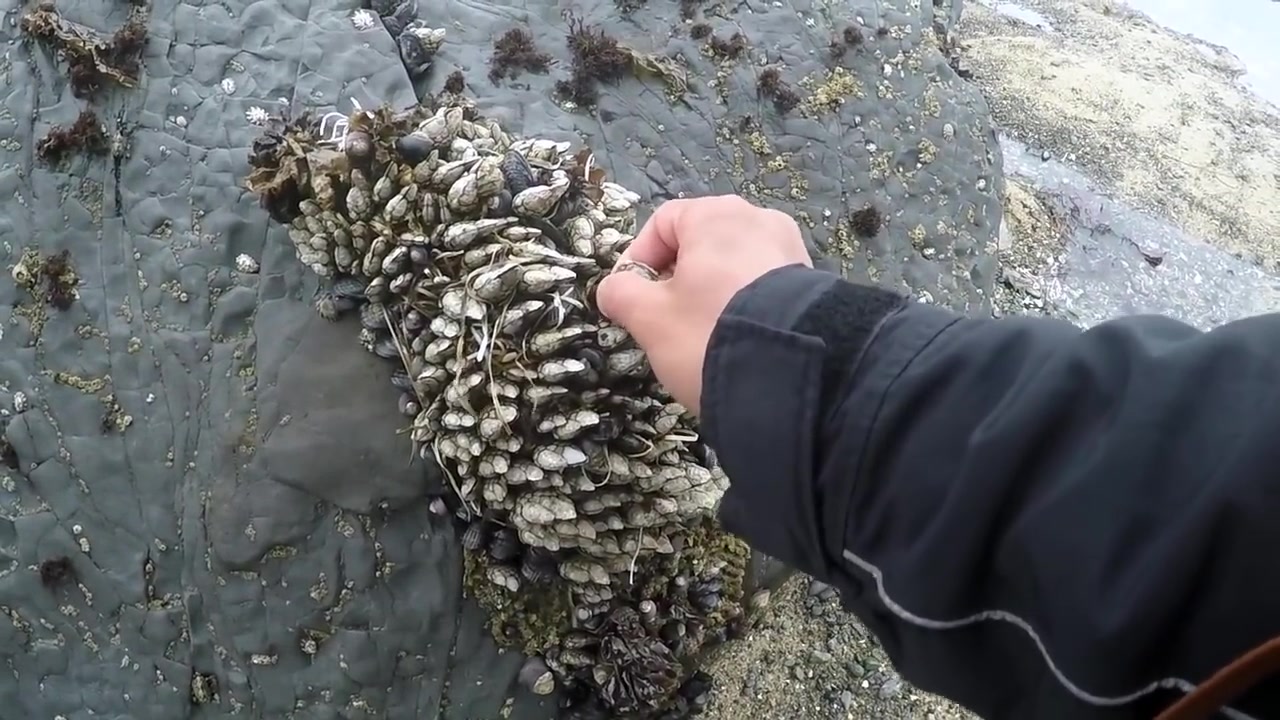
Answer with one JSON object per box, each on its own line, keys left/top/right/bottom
{"left": 243, "top": 100, "right": 756, "bottom": 718}
{"left": 364, "top": 0, "right": 445, "bottom": 78}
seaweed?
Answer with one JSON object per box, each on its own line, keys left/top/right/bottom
{"left": 756, "top": 67, "right": 800, "bottom": 115}
{"left": 36, "top": 109, "right": 108, "bottom": 162}
{"left": 11, "top": 248, "right": 81, "bottom": 310}
{"left": 557, "top": 11, "right": 687, "bottom": 106}
{"left": 708, "top": 31, "right": 747, "bottom": 60}
{"left": 443, "top": 69, "right": 466, "bottom": 94}
{"left": 488, "top": 28, "right": 552, "bottom": 85}
{"left": 829, "top": 25, "right": 863, "bottom": 61}
{"left": 20, "top": 3, "right": 149, "bottom": 99}
{"left": 0, "top": 437, "right": 18, "bottom": 471}
{"left": 850, "top": 205, "right": 883, "bottom": 239}
{"left": 40, "top": 250, "right": 80, "bottom": 310}
{"left": 678, "top": 0, "right": 703, "bottom": 20}
{"left": 40, "top": 556, "right": 74, "bottom": 589}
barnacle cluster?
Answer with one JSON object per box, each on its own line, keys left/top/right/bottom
{"left": 244, "top": 99, "right": 756, "bottom": 718}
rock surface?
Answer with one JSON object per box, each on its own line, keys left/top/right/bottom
{"left": 0, "top": 0, "right": 1001, "bottom": 717}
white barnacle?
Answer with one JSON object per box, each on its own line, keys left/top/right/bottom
{"left": 245, "top": 106, "right": 270, "bottom": 126}
{"left": 235, "top": 253, "right": 260, "bottom": 274}
{"left": 220, "top": 77, "right": 236, "bottom": 95}
{"left": 351, "top": 8, "right": 377, "bottom": 30}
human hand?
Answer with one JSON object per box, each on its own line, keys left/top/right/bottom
{"left": 595, "top": 195, "right": 813, "bottom": 414}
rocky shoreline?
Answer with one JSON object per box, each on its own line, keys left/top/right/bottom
{"left": 699, "top": 0, "right": 1280, "bottom": 718}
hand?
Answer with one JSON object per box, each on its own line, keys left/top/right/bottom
{"left": 595, "top": 195, "right": 813, "bottom": 414}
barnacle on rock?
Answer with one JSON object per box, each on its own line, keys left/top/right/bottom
{"left": 246, "top": 99, "right": 755, "bottom": 718}
{"left": 36, "top": 109, "right": 108, "bottom": 162}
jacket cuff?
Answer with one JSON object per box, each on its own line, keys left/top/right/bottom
{"left": 701, "top": 265, "right": 907, "bottom": 577}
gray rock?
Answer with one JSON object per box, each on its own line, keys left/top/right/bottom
{"left": 257, "top": 306, "right": 439, "bottom": 513}
{"left": 0, "top": 0, "right": 1002, "bottom": 716}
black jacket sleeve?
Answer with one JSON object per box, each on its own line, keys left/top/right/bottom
{"left": 701, "top": 264, "right": 1280, "bottom": 720}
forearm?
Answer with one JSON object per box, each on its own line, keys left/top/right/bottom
{"left": 703, "top": 267, "right": 1280, "bottom": 718}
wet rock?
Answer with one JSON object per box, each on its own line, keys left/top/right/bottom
{"left": 257, "top": 302, "right": 437, "bottom": 512}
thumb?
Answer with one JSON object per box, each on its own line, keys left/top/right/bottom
{"left": 596, "top": 270, "right": 668, "bottom": 344}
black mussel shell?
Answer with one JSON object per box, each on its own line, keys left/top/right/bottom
{"left": 461, "top": 520, "right": 489, "bottom": 551}
{"left": 403, "top": 309, "right": 426, "bottom": 333}
{"left": 344, "top": 130, "right": 374, "bottom": 165}
{"left": 262, "top": 183, "right": 305, "bottom": 224}
{"left": 487, "top": 527, "right": 521, "bottom": 562}
{"left": 585, "top": 409, "right": 625, "bottom": 442}
{"left": 614, "top": 433, "right": 648, "bottom": 455}
{"left": 370, "top": 0, "right": 397, "bottom": 15}
{"left": 499, "top": 150, "right": 535, "bottom": 195}
{"left": 521, "top": 547, "right": 557, "bottom": 583}
{"left": 382, "top": 0, "right": 417, "bottom": 36}
{"left": 680, "top": 670, "right": 714, "bottom": 706}
{"left": 690, "top": 590, "right": 720, "bottom": 613}
{"left": 395, "top": 132, "right": 434, "bottom": 164}
{"left": 490, "top": 189, "right": 513, "bottom": 216}
{"left": 575, "top": 346, "right": 607, "bottom": 373}
{"left": 331, "top": 275, "right": 368, "bottom": 301}
{"left": 689, "top": 442, "right": 717, "bottom": 468}
{"left": 399, "top": 30, "right": 434, "bottom": 78}
{"left": 390, "top": 367, "right": 414, "bottom": 392}
{"left": 659, "top": 620, "right": 685, "bottom": 646}
{"left": 248, "top": 132, "right": 284, "bottom": 168}
{"left": 692, "top": 576, "right": 725, "bottom": 595}
{"left": 373, "top": 335, "right": 400, "bottom": 360}
{"left": 549, "top": 193, "right": 586, "bottom": 227}
{"left": 397, "top": 391, "right": 420, "bottom": 417}
{"left": 725, "top": 613, "right": 751, "bottom": 641}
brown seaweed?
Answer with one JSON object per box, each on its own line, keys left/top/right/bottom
{"left": 488, "top": 28, "right": 552, "bottom": 85}
{"left": 36, "top": 109, "right": 108, "bottom": 162}
{"left": 756, "top": 67, "right": 800, "bottom": 114}
{"left": 20, "top": 3, "right": 149, "bottom": 98}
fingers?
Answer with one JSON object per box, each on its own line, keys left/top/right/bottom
{"left": 620, "top": 199, "right": 688, "bottom": 273}
{"left": 596, "top": 269, "right": 668, "bottom": 346}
